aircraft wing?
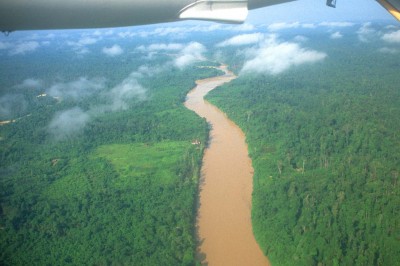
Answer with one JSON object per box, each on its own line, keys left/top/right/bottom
{"left": 0, "top": 0, "right": 399, "bottom": 32}
{"left": 0, "top": 0, "right": 295, "bottom": 31}
{"left": 376, "top": 0, "right": 400, "bottom": 21}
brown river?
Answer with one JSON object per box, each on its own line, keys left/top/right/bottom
{"left": 185, "top": 65, "right": 270, "bottom": 266}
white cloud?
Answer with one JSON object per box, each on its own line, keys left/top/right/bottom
{"left": 216, "top": 33, "right": 264, "bottom": 47}
{"left": 330, "top": 31, "right": 343, "bottom": 39}
{"left": 381, "top": 30, "right": 400, "bottom": 43}
{"left": 88, "top": 67, "right": 151, "bottom": 113}
{"left": 0, "top": 94, "right": 27, "bottom": 118}
{"left": 17, "top": 78, "right": 43, "bottom": 88}
{"left": 357, "top": 22, "right": 377, "bottom": 42}
{"left": 226, "top": 23, "right": 256, "bottom": 31}
{"left": 174, "top": 42, "right": 206, "bottom": 69}
{"left": 0, "top": 79, "right": 42, "bottom": 118}
{"left": 67, "top": 36, "right": 100, "bottom": 54}
{"left": 102, "top": 44, "right": 123, "bottom": 56}
{"left": 150, "top": 23, "right": 250, "bottom": 36}
{"left": 137, "top": 43, "right": 184, "bottom": 52}
{"left": 9, "top": 41, "right": 40, "bottom": 55}
{"left": 151, "top": 26, "right": 201, "bottom": 37}
{"left": 302, "top": 23, "right": 316, "bottom": 29}
{"left": 118, "top": 31, "right": 135, "bottom": 38}
{"left": 46, "top": 77, "right": 106, "bottom": 100}
{"left": 106, "top": 73, "right": 147, "bottom": 111}
{"left": 0, "top": 41, "right": 12, "bottom": 50}
{"left": 319, "top": 22, "right": 355, "bottom": 27}
{"left": 77, "top": 47, "right": 90, "bottom": 55}
{"left": 45, "top": 33, "right": 56, "bottom": 39}
{"left": 128, "top": 23, "right": 255, "bottom": 38}
{"left": 385, "top": 25, "right": 398, "bottom": 29}
{"left": 268, "top": 22, "right": 300, "bottom": 31}
{"left": 48, "top": 107, "right": 90, "bottom": 140}
{"left": 77, "top": 37, "right": 98, "bottom": 46}
{"left": 293, "top": 35, "right": 308, "bottom": 42}
{"left": 149, "top": 43, "right": 184, "bottom": 51}
{"left": 46, "top": 68, "right": 150, "bottom": 140}
{"left": 267, "top": 22, "right": 318, "bottom": 31}
{"left": 136, "top": 43, "right": 188, "bottom": 61}
{"left": 93, "top": 30, "right": 102, "bottom": 36}
{"left": 103, "top": 30, "right": 114, "bottom": 36}
{"left": 154, "top": 26, "right": 207, "bottom": 36}
{"left": 24, "top": 33, "right": 40, "bottom": 40}
{"left": 378, "top": 47, "right": 398, "bottom": 54}
{"left": 241, "top": 35, "right": 327, "bottom": 75}
{"left": 93, "top": 30, "right": 113, "bottom": 36}
{"left": 135, "top": 65, "right": 163, "bottom": 77}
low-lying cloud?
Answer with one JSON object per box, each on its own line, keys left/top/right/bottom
{"left": 266, "top": 21, "right": 354, "bottom": 33}
{"left": 268, "top": 22, "right": 301, "bottom": 31}
{"left": 116, "top": 23, "right": 254, "bottom": 39}
{"left": 357, "top": 23, "right": 377, "bottom": 42}
{"left": 241, "top": 35, "right": 327, "bottom": 75}
{"left": 267, "top": 22, "right": 316, "bottom": 32}
{"left": 9, "top": 41, "right": 40, "bottom": 55}
{"left": 0, "top": 94, "right": 27, "bottom": 119}
{"left": 137, "top": 43, "right": 184, "bottom": 52}
{"left": 330, "top": 31, "right": 343, "bottom": 39}
{"left": 136, "top": 42, "right": 206, "bottom": 68}
{"left": 106, "top": 72, "right": 147, "bottom": 111}
{"left": 217, "top": 33, "right": 264, "bottom": 47}
{"left": 67, "top": 36, "right": 101, "bottom": 54}
{"left": 381, "top": 30, "right": 400, "bottom": 43}
{"left": 0, "top": 41, "right": 40, "bottom": 55}
{"left": 152, "top": 23, "right": 254, "bottom": 36}
{"left": 48, "top": 107, "right": 90, "bottom": 140}
{"left": 118, "top": 31, "right": 136, "bottom": 38}
{"left": 93, "top": 30, "right": 114, "bottom": 37}
{"left": 102, "top": 44, "right": 123, "bottom": 56}
{"left": 46, "top": 77, "right": 106, "bottom": 100}
{"left": 45, "top": 39, "right": 205, "bottom": 139}
{"left": 174, "top": 42, "right": 206, "bottom": 69}
{"left": 319, "top": 22, "right": 354, "bottom": 28}
{"left": 0, "top": 41, "right": 12, "bottom": 50}
{"left": 17, "top": 78, "right": 43, "bottom": 89}
{"left": 73, "top": 37, "right": 98, "bottom": 46}
{"left": 46, "top": 67, "right": 151, "bottom": 140}
{"left": 378, "top": 47, "right": 399, "bottom": 54}
{"left": 293, "top": 35, "right": 308, "bottom": 42}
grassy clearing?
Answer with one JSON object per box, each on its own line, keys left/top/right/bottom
{"left": 94, "top": 141, "right": 192, "bottom": 187}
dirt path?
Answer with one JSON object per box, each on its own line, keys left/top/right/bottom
{"left": 185, "top": 65, "right": 270, "bottom": 266}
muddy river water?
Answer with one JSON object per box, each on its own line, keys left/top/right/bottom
{"left": 184, "top": 66, "right": 270, "bottom": 266}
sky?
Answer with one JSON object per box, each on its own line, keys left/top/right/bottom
{"left": 246, "top": 0, "right": 395, "bottom": 24}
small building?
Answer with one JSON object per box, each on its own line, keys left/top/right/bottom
{"left": 191, "top": 139, "right": 201, "bottom": 145}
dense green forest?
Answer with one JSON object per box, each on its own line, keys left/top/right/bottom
{"left": 1, "top": 22, "right": 399, "bottom": 265}
{"left": 208, "top": 26, "right": 400, "bottom": 265}
{"left": 0, "top": 30, "right": 222, "bottom": 265}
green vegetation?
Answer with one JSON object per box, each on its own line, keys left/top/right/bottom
{"left": 0, "top": 40, "right": 220, "bottom": 264}
{"left": 207, "top": 33, "right": 400, "bottom": 265}
{"left": 2, "top": 23, "right": 399, "bottom": 266}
